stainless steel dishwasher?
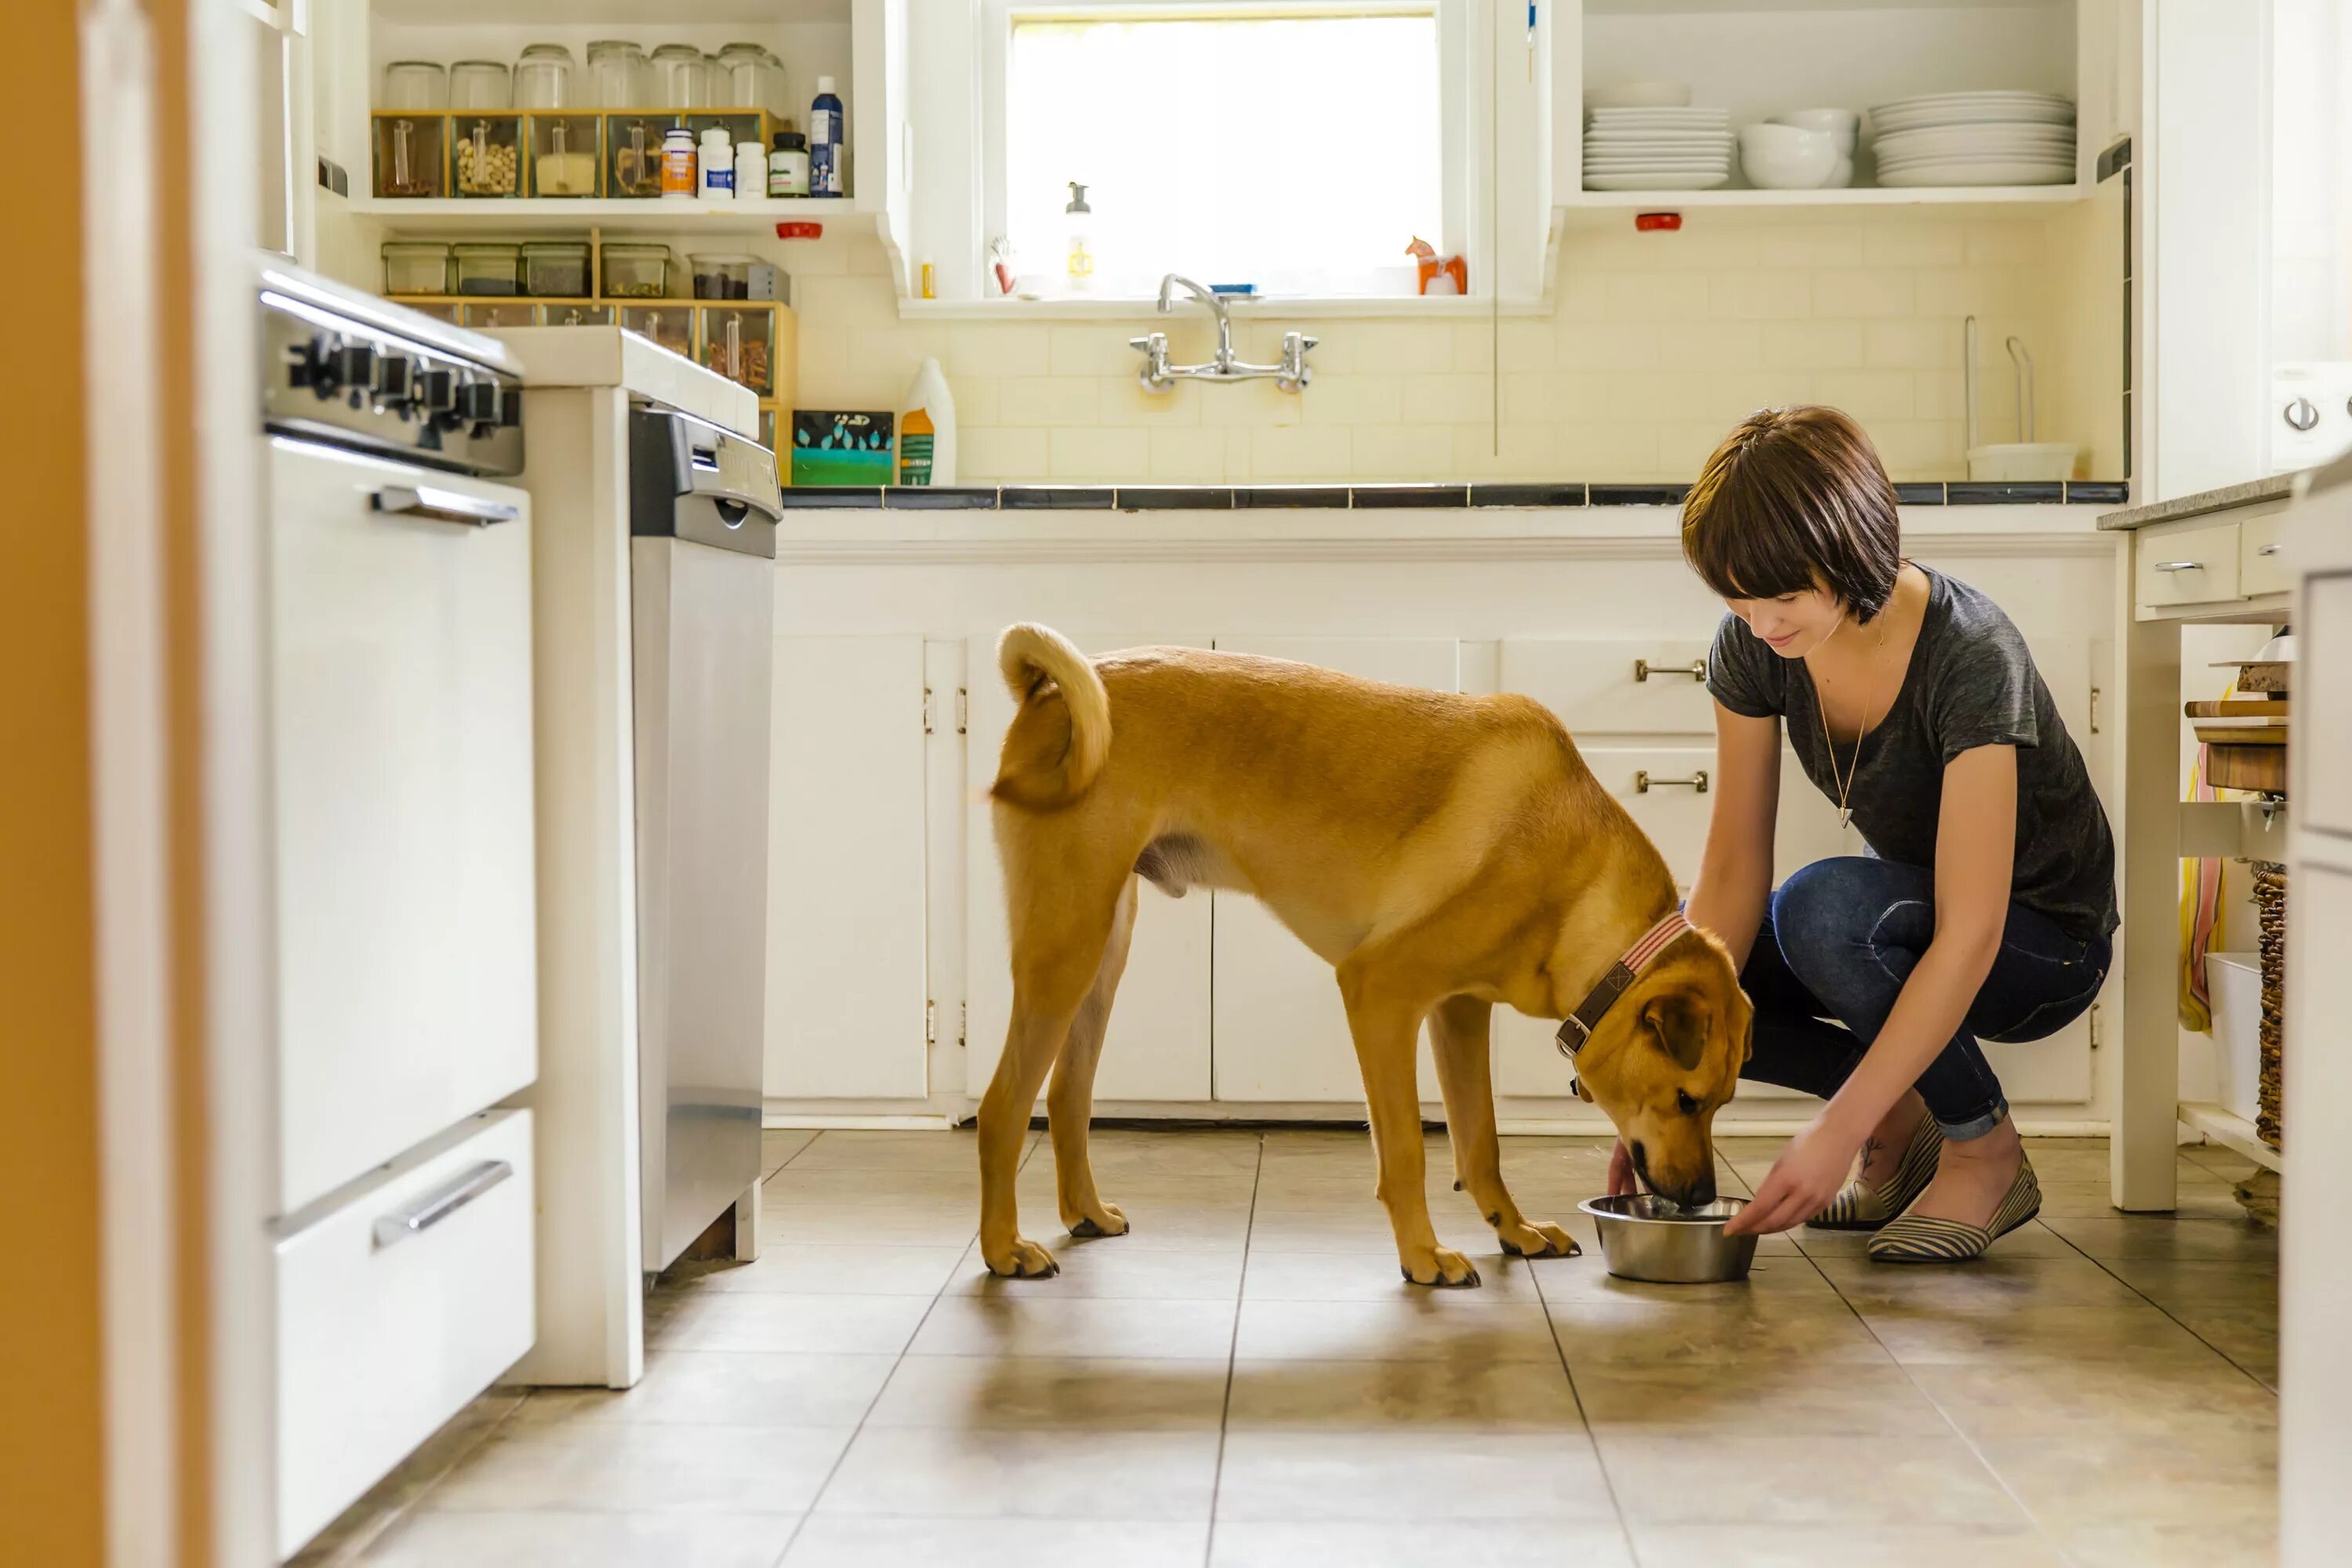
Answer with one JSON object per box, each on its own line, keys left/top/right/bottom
{"left": 628, "top": 406, "right": 783, "bottom": 1273}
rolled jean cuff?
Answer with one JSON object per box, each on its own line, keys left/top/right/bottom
{"left": 1937, "top": 1098, "right": 2010, "bottom": 1142}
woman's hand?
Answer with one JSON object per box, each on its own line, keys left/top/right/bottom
{"left": 1723, "top": 1113, "right": 1858, "bottom": 1235}
{"left": 1607, "top": 1138, "right": 1639, "bottom": 1198}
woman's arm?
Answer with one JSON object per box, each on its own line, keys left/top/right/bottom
{"left": 1686, "top": 704, "right": 1782, "bottom": 969}
{"left": 1724, "top": 743, "right": 2019, "bottom": 1235}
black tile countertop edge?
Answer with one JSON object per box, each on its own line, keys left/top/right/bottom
{"left": 779, "top": 481, "right": 2130, "bottom": 510}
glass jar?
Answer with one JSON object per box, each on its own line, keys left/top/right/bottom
{"left": 649, "top": 44, "right": 712, "bottom": 111}
{"left": 715, "top": 43, "right": 784, "bottom": 116}
{"left": 381, "top": 241, "right": 452, "bottom": 296}
{"left": 529, "top": 115, "right": 601, "bottom": 197}
{"left": 372, "top": 114, "right": 445, "bottom": 198}
{"left": 449, "top": 60, "right": 510, "bottom": 111}
{"left": 381, "top": 60, "right": 446, "bottom": 111}
{"left": 521, "top": 241, "right": 592, "bottom": 297}
{"left": 602, "top": 242, "right": 674, "bottom": 299}
{"left": 452, "top": 114, "right": 522, "bottom": 197}
{"left": 452, "top": 241, "right": 523, "bottom": 296}
{"left": 585, "top": 40, "right": 650, "bottom": 108}
{"left": 513, "top": 43, "right": 576, "bottom": 111}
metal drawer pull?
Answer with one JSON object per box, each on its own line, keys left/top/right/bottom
{"left": 1635, "top": 658, "right": 1707, "bottom": 683}
{"left": 1635, "top": 769, "right": 1708, "bottom": 793}
{"left": 372, "top": 1160, "right": 513, "bottom": 1250}
{"left": 2257, "top": 542, "right": 2282, "bottom": 557}
{"left": 372, "top": 485, "right": 519, "bottom": 528}
{"left": 2151, "top": 560, "right": 2205, "bottom": 572}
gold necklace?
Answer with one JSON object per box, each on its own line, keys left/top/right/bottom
{"left": 1814, "top": 615, "right": 1890, "bottom": 831}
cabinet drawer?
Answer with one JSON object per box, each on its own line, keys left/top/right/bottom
{"left": 2135, "top": 517, "right": 2242, "bottom": 611}
{"left": 1500, "top": 637, "right": 1720, "bottom": 735}
{"left": 277, "top": 1110, "right": 535, "bottom": 1556}
{"left": 2241, "top": 511, "right": 2292, "bottom": 598}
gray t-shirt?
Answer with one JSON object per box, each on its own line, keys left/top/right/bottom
{"left": 1707, "top": 566, "right": 2118, "bottom": 941}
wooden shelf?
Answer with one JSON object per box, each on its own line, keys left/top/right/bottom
{"left": 345, "top": 197, "right": 875, "bottom": 234}
{"left": 2177, "top": 1102, "right": 2282, "bottom": 1173}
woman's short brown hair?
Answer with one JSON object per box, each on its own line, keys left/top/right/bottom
{"left": 1680, "top": 405, "right": 1903, "bottom": 622}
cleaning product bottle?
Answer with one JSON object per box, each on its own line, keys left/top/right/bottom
{"left": 896, "top": 358, "right": 956, "bottom": 487}
{"left": 809, "top": 75, "right": 844, "bottom": 198}
{"left": 1063, "top": 181, "right": 1094, "bottom": 294}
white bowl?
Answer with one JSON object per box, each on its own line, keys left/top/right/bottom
{"left": 1588, "top": 80, "right": 1692, "bottom": 110}
{"left": 1769, "top": 108, "right": 1860, "bottom": 155}
{"left": 1737, "top": 124, "right": 1839, "bottom": 189}
{"left": 1823, "top": 154, "right": 1855, "bottom": 188}
{"left": 1966, "top": 442, "right": 2078, "bottom": 481}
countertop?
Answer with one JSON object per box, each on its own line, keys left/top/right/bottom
{"left": 483, "top": 325, "right": 758, "bottom": 437}
{"left": 779, "top": 479, "right": 2131, "bottom": 513}
{"left": 2096, "top": 474, "right": 2299, "bottom": 531}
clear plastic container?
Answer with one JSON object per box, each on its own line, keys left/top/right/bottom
{"left": 543, "top": 303, "right": 615, "bottom": 327}
{"left": 449, "top": 61, "right": 510, "bottom": 111}
{"left": 381, "top": 241, "right": 452, "bottom": 296}
{"left": 601, "top": 242, "right": 673, "bottom": 299}
{"left": 585, "top": 40, "right": 649, "bottom": 108}
{"left": 699, "top": 305, "right": 774, "bottom": 394}
{"left": 381, "top": 60, "right": 446, "bottom": 111}
{"left": 606, "top": 117, "right": 668, "bottom": 197}
{"left": 452, "top": 241, "right": 523, "bottom": 296}
{"left": 372, "top": 114, "right": 445, "bottom": 198}
{"left": 530, "top": 115, "right": 601, "bottom": 196}
{"left": 619, "top": 304, "right": 694, "bottom": 358}
{"left": 452, "top": 115, "right": 521, "bottom": 197}
{"left": 688, "top": 252, "right": 757, "bottom": 299}
{"left": 716, "top": 43, "right": 784, "bottom": 116}
{"left": 514, "top": 43, "right": 576, "bottom": 111}
{"left": 521, "top": 241, "right": 591, "bottom": 297}
{"left": 650, "top": 44, "right": 712, "bottom": 110}
{"left": 461, "top": 301, "right": 539, "bottom": 329}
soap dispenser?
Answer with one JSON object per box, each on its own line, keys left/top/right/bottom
{"left": 1063, "top": 181, "right": 1094, "bottom": 295}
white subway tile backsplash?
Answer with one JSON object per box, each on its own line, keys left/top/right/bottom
{"left": 961, "top": 426, "right": 1049, "bottom": 480}
{"left": 1864, "top": 320, "right": 1962, "bottom": 370}
{"left": 1658, "top": 321, "right": 1761, "bottom": 368}
{"left": 999, "top": 376, "right": 1102, "bottom": 428}
{"left": 1556, "top": 320, "right": 1661, "bottom": 369}
{"left": 1708, "top": 271, "right": 1813, "bottom": 321}
{"left": 1812, "top": 369, "right": 1918, "bottom": 420}
{"left": 1964, "top": 223, "right": 2049, "bottom": 267}
{"left": 1862, "top": 223, "right": 1967, "bottom": 268}
{"left": 1759, "top": 320, "right": 1865, "bottom": 368}
{"left": 1755, "top": 226, "right": 1867, "bottom": 270}
{"left": 1300, "top": 374, "right": 1406, "bottom": 428}
{"left": 1350, "top": 423, "right": 1454, "bottom": 478}
{"left": 1606, "top": 271, "right": 1713, "bottom": 319}
{"left": 1148, "top": 426, "right": 1231, "bottom": 480}
{"left": 1811, "top": 269, "right": 1917, "bottom": 318}
{"left": 1050, "top": 426, "right": 1151, "bottom": 478}
{"left": 1250, "top": 423, "right": 1354, "bottom": 479}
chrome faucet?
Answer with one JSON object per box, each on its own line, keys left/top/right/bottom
{"left": 1131, "top": 272, "right": 1316, "bottom": 394}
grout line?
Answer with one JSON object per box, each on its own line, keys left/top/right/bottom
{"left": 1202, "top": 1133, "right": 1266, "bottom": 1568}
{"left": 2038, "top": 1221, "right": 2279, "bottom": 1394}
{"left": 1530, "top": 1243, "right": 1643, "bottom": 1565}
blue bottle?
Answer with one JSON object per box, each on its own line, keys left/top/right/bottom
{"left": 809, "top": 74, "right": 844, "bottom": 198}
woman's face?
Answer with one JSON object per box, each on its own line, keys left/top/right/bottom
{"left": 1725, "top": 584, "right": 1847, "bottom": 659}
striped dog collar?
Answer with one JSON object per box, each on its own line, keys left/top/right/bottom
{"left": 1555, "top": 910, "right": 1693, "bottom": 1059}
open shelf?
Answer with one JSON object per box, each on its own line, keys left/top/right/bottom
{"left": 345, "top": 196, "right": 875, "bottom": 233}
{"left": 2177, "top": 1102, "right": 2282, "bottom": 1174}
{"left": 1561, "top": 183, "right": 2087, "bottom": 223}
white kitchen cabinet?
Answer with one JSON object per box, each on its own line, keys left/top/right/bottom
{"left": 964, "top": 630, "right": 1215, "bottom": 1105}
{"left": 1207, "top": 636, "right": 1461, "bottom": 1105}
{"left": 765, "top": 634, "right": 932, "bottom": 1100}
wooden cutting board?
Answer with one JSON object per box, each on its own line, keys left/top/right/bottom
{"left": 2209, "top": 743, "right": 2288, "bottom": 793}
{"left": 2186, "top": 699, "right": 2290, "bottom": 719}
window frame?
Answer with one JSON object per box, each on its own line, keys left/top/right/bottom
{"left": 977, "top": 0, "right": 1475, "bottom": 303}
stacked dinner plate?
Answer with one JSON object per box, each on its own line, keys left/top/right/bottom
{"left": 1867, "top": 91, "right": 2075, "bottom": 187}
{"left": 1584, "top": 107, "right": 1733, "bottom": 191}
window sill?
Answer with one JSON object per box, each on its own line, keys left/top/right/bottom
{"left": 894, "top": 293, "right": 1552, "bottom": 321}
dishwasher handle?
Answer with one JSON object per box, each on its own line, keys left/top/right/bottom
{"left": 372, "top": 484, "right": 519, "bottom": 528}
{"left": 371, "top": 1160, "right": 513, "bottom": 1250}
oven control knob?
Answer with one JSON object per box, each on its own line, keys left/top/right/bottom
{"left": 418, "top": 367, "right": 458, "bottom": 412}
{"left": 2284, "top": 396, "right": 2320, "bottom": 433}
{"left": 336, "top": 341, "right": 379, "bottom": 390}
{"left": 458, "top": 379, "right": 503, "bottom": 425}
{"left": 300, "top": 332, "right": 343, "bottom": 395}
{"left": 376, "top": 354, "right": 417, "bottom": 405}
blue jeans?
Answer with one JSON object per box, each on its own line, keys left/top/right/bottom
{"left": 1738, "top": 857, "right": 2112, "bottom": 1141}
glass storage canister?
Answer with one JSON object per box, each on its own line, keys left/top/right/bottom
{"left": 514, "top": 43, "right": 577, "bottom": 110}
{"left": 602, "top": 242, "right": 674, "bottom": 299}
{"left": 453, "top": 114, "right": 521, "bottom": 197}
{"left": 449, "top": 60, "right": 510, "bottom": 111}
{"left": 585, "top": 40, "right": 649, "bottom": 108}
{"left": 699, "top": 304, "right": 775, "bottom": 395}
{"left": 649, "top": 44, "right": 712, "bottom": 110}
{"left": 452, "top": 241, "right": 523, "bottom": 296}
{"left": 381, "top": 60, "right": 446, "bottom": 111}
{"left": 619, "top": 304, "right": 694, "bottom": 358}
{"left": 372, "top": 113, "right": 445, "bottom": 198}
{"left": 716, "top": 42, "right": 785, "bottom": 116}
{"left": 531, "top": 115, "right": 601, "bottom": 196}
{"left": 521, "top": 241, "right": 591, "bottom": 297}
{"left": 381, "top": 241, "right": 452, "bottom": 296}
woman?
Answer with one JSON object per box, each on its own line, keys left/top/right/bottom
{"left": 1615, "top": 406, "right": 2117, "bottom": 1261}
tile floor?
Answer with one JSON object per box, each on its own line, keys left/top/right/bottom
{"left": 306, "top": 1129, "right": 2279, "bottom": 1568}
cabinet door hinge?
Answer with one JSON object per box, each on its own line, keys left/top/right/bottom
{"left": 958, "top": 1001, "right": 967, "bottom": 1047}
{"left": 925, "top": 999, "right": 937, "bottom": 1046}
{"left": 922, "top": 685, "right": 935, "bottom": 735}
{"left": 2089, "top": 685, "right": 2102, "bottom": 735}
{"left": 2088, "top": 1003, "right": 2103, "bottom": 1051}
{"left": 956, "top": 685, "right": 968, "bottom": 735}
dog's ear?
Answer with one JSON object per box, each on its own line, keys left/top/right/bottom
{"left": 1641, "top": 991, "right": 1709, "bottom": 1073}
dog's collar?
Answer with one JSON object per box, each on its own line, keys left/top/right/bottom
{"left": 1554, "top": 910, "right": 1693, "bottom": 1060}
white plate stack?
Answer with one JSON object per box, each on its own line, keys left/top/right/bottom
{"left": 1584, "top": 107, "right": 1733, "bottom": 191}
{"left": 1867, "top": 92, "right": 2076, "bottom": 187}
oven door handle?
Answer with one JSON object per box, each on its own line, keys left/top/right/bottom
{"left": 371, "top": 484, "right": 519, "bottom": 528}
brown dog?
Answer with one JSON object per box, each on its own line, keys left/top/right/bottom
{"left": 978, "top": 625, "right": 1752, "bottom": 1287}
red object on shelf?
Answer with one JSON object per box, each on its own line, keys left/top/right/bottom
{"left": 775, "top": 221, "right": 824, "bottom": 239}
{"left": 1635, "top": 212, "right": 1683, "bottom": 232}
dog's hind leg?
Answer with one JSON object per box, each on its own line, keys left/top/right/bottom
{"left": 1338, "top": 964, "right": 1479, "bottom": 1288}
{"left": 1047, "top": 875, "right": 1140, "bottom": 1240}
{"left": 1428, "top": 995, "right": 1578, "bottom": 1260}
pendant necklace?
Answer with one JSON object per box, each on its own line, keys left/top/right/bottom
{"left": 1815, "top": 615, "right": 1890, "bottom": 832}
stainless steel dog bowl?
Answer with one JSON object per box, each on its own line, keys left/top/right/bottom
{"left": 1577, "top": 1194, "right": 1759, "bottom": 1283}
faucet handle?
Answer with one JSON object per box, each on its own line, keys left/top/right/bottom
{"left": 1130, "top": 332, "right": 1175, "bottom": 394}
{"left": 1276, "top": 330, "right": 1318, "bottom": 392}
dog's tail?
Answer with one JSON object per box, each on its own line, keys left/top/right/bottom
{"left": 992, "top": 622, "right": 1111, "bottom": 809}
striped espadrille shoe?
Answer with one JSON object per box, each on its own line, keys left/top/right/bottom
{"left": 1807, "top": 1114, "right": 1944, "bottom": 1231}
{"left": 1866, "top": 1153, "right": 2042, "bottom": 1264}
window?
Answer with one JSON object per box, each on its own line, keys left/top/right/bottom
{"left": 996, "top": 5, "right": 1445, "bottom": 298}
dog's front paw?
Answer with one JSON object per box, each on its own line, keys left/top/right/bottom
{"left": 1497, "top": 1218, "right": 1581, "bottom": 1258}
{"left": 1399, "top": 1246, "right": 1482, "bottom": 1288}
{"left": 982, "top": 1236, "right": 1062, "bottom": 1279}
{"left": 1065, "top": 1201, "right": 1128, "bottom": 1239}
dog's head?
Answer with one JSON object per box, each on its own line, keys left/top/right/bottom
{"left": 1569, "top": 931, "right": 1751, "bottom": 1207}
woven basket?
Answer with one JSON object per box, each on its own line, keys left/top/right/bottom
{"left": 2252, "top": 862, "right": 2287, "bottom": 1149}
